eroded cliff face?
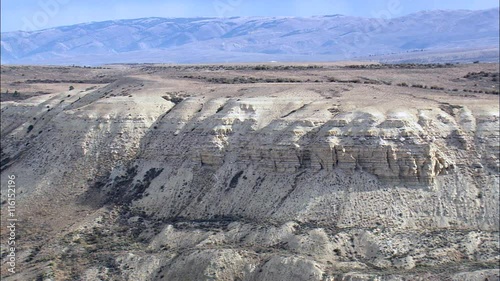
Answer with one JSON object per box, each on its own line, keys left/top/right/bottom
{"left": 97, "top": 96, "right": 499, "bottom": 230}
{"left": 0, "top": 64, "right": 499, "bottom": 280}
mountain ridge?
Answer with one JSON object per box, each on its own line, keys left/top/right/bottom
{"left": 1, "top": 8, "right": 499, "bottom": 65}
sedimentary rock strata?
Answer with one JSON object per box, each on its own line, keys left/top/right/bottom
{"left": 0, "top": 63, "right": 498, "bottom": 280}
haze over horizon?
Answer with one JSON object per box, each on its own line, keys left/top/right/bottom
{"left": 1, "top": 7, "right": 498, "bottom": 65}
{"left": 1, "top": 0, "right": 499, "bottom": 32}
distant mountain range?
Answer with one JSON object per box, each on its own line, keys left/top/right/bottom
{"left": 1, "top": 8, "right": 499, "bottom": 65}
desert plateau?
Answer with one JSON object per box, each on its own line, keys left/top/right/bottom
{"left": 0, "top": 62, "right": 499, "bottom": 280}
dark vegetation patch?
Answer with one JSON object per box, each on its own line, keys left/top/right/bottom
{"left": 141, "top": 64, "right": 324, "bottom": 73}
{"left": 462, "top": 71, "right": 500, "bottom": 95}
{"left": 103, "top": 166, "right": 164, "bottom": 204}
{"left": 24, "top": 78, "right": 116, "bottom": 84}
{"left": 87, "top": 165, "right": 136, "bottom": 205}
{"left": 162, "top": 95, "right": 184, "bottom": 104}
{"left": 464, "top": 71, "right": 499, "bottom": 81}
{"left": 162, "top": 91, "right": 190, "bottom": 104}
{"left": 229, "top": 171, "right": 244, "bottom": 189}
{"left": 342, "top": 63, "right": 457, "bottom": 69}
{"left": 216, "top": 105, "right": 225, "bottom": 113}
{"left": 327, "top": 77, "right": 389, "bottom": 85}
{"left": 252, "top": 65, "right": 323, "bottom": 71}
{"left": 0, "top": 90, "right": 52, "bottom": 102}
{"left": 0, "top": 156, "right": 11, "bottom": 168}
{"left": 0, "top": 151, "right": 16, "bottom": 172}
{"left": 140, "top": 63, "right": 458, "bottom": 73}
{"left": 411, "top": 84, "right": 426, "bottom": 89}
{"left": 136, "top": 168, "right": 164, "bottom": 198}
{"left": 161, "top": 216, "right": 244, "bottom": 231}
{"left": 439, "top": 103, "right": 463, "bottom": 117}
{"left": 430, "top": 86, "right": 445, "bottom": 90}
{"left": 182, "top": 75, "right": 307, "bottom": 84}
{"left": 57, "top": 215, "right": 147, "bottom": 278}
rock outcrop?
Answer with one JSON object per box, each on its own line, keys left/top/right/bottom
{"left": 0, "top": 64, "right": 499, "bottom": 280}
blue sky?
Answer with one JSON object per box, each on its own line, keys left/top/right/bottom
{"left": 1, "top": 0, "right": 499, "bottom": 32}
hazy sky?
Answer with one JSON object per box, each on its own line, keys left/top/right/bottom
{"left": 1, "top": 0, "right": 499, "bottom": 32}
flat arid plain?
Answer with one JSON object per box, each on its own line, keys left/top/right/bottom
{"left": 1, "top": 62, "right": 499, "bottom": 280}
